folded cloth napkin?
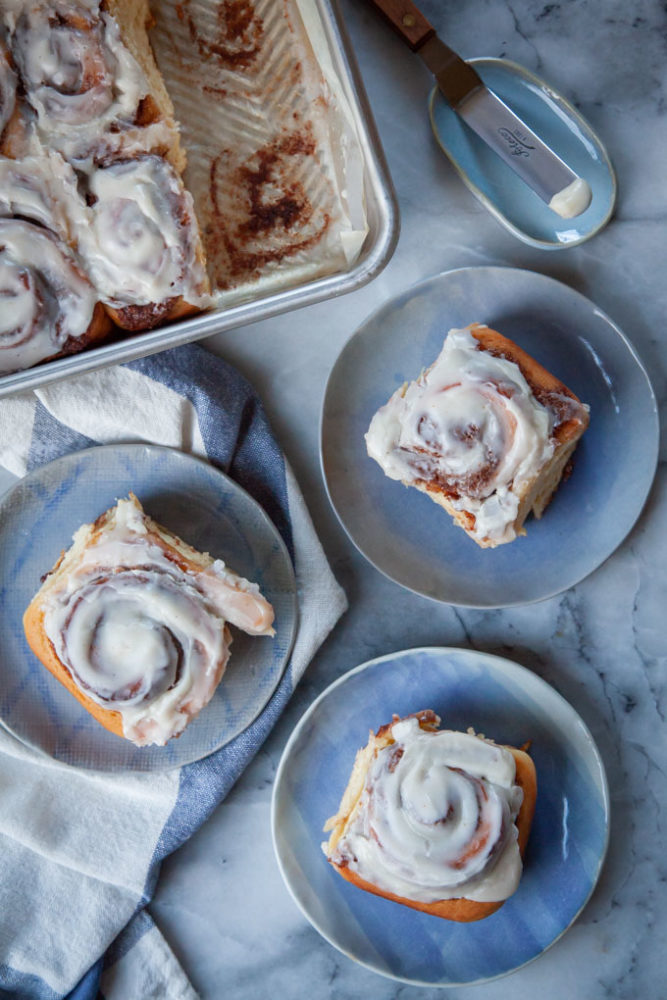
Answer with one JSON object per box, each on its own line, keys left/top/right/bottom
{"left": 0, "top": 345, "right": 347, "bottom": 1000}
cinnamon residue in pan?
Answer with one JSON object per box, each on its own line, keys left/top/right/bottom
{"left": 180, "top": 0, "right": 263, "bottom": 69}
{"left": 208, "top": 125, "right": 331, "bottom": 286}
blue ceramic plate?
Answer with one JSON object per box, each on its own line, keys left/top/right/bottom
{"left": 272, "top": 647, "right": 609, "bottom": 987}
{"left": 0, "top": 444, "right": 297, "bottom": 771}
{"left": 429, "top": 58, "right": 616, "bottom": 249}
{"left": 321, "top": 266, "right": 658, "bottom": 608}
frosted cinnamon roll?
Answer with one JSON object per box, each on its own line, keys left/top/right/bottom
{"left": 323, "top": 712, "right": 537, "bottom": 921}
{"left": 5, "top": 0, "right": 182, "bottom": 167}
{"left": 0, "top": 151, "right": 85, "bottom": 239}
{"left": 0, "top": 217, "right": 110, "bottom": 373}
{"left": 23, "top": 494, "right": 275, "bottom": 747}
{"left": 77, "top": 154, "right": 210, "bottom": 329}
{"left": 366, "top": 324, "right": 590, "bottom": 547}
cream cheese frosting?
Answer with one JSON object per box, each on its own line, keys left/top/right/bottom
{"left": 365, "top": 326, "right": 556, "bottom": 545}
{"left": 41, "top": 497, "right": 274, "bottom": 746}
{"left": 330, "top": 718, "right": 524, "bottom": 904}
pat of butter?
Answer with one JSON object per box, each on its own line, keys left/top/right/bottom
{"left": 549, "top": 177, "right": 592, "bottom": 219}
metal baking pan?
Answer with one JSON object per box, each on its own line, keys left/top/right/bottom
{"left": 0, "top": 0, "right": 399, "bottom": 399}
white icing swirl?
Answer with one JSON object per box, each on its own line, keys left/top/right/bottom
{"left": 365, "top": 326, "right": 555, "bottom": 544}
{"left": 0, "top": 4, "right": 209, "bottom": 352}
{"left": 9, "top": 0, "right": 148, "bottom": 160}
{"left": 0, "top": 217, "right": 97, "bottom": 373}
{"left": 79, "top": 154, "right": 209, "bottom": 310}
{"left": 331, "top": 719, "right": 524, "bottom": 904}
{"left": 0, "top": 151, "right": 86, "bottom": 238}
{"left": 42, "top": 498, "right": 275, "bottom": 746}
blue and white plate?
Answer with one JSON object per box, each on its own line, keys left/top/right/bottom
{"left": 321, "top": 266, "right": 659, "bottom": 607}
{"left": 0, "top": 444, "right": 297, "bottom": 772}
{"left": 272, "top": 647, "right": 609, "bottom": 987}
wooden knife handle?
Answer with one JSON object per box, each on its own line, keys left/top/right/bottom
{"left": 365, "top": 0, "right": 435, "bottom": 52}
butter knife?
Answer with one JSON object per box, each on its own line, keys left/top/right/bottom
{"left": 366, "top": 0, "right": 592, "bottom": 218}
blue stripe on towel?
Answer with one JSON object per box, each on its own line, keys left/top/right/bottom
{"left": 27, "top": 401, "right": 97, "bottom": 473}
{"left": 152, "top": 659, "right": 295, "bottom": 864}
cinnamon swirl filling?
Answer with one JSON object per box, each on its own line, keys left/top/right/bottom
{"left": 0, "top": 217, "right": 100, "bottom": 373}
{"left": 77, "top": 154, "right": 209, "bottom": 323}
{"left": 330, "top": 718, "right": 524, "bottom": 904}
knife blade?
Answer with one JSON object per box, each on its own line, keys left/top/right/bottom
{"left": 366, "top": 0, "right": 591, "bottom": 218}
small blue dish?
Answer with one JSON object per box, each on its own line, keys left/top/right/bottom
{"left": 272, "top": 647, "right": 610, "bottom": 987}
{"left": 321, "top": 266, "right": 659, "bottom": 608}
{"left": 0, "top": 444, "right": 297, "bottom": 771}
{"left": 429, "top": 58, "right": 616, "bottom": 249}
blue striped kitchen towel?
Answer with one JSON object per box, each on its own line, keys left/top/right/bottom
{"left": 0, "top": 344, "right": 347, "bottom": 1000}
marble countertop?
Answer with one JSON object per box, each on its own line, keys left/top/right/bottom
{"left": 3, "top": 0, "right": 665, "bottom": 997}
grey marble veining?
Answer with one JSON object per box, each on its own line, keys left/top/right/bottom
{"left": 148, "top": 1, "right": 667, "bottom": 997}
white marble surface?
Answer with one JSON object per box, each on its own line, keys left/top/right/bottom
{"left": 156, "top": 1, "right": 667, "bottom": 997}
{"left": 3, "top": 0, "right": 666, "bottom": 996}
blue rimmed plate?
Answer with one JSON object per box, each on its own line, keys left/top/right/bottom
{"left": 321, "top": 266, "right": 659, "bottom": 608}
{"left": 0, "top": 444, "right": 297, "bottom": 772}
{"left": 271, "top": 647, "right": 609, "bottom": 987}
{"left": 429, "top": 58, "right": 616, "bottom": 249}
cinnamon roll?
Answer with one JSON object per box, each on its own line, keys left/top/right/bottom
{"left": 0, "top": 216, "right": 110, "bottom": 373}
{"left": 0, "top": 151, "right": 84, "bottom": 239}
{"left": 366, "top": 324, "right": 590, "bottom": 548}
{"left": 0, "top": 36, "right": 17, "bottom": 139}
{"left": 23, "top": 494, "right": 275, "bottom": 747}
{"left": 323, "top": 712, "right": 537, "bottom": 922}
{"left": 76, "top": 153, "right": 210, "bottom": 329}
{"left": 5, "top": 0, "right": 183, "bottom": 169}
